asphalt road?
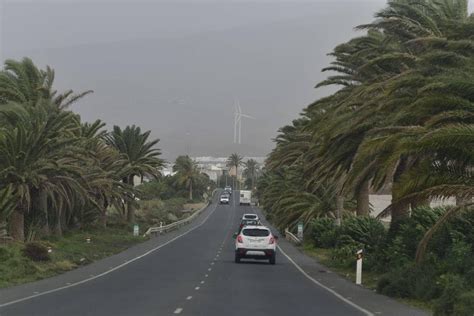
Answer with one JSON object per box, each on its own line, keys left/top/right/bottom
{"left": 0, "top": 192, "right": 404, "bottom": 316}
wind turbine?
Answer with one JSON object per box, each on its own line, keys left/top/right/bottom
{"left": 233, "top": 100, "right": 255, "bottom": 144}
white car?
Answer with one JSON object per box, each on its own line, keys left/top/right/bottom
{"left": 219, "top": 195, "right": 230, "bottom": 204}
{"left": 234, "top": 225, "right": 277, "bottom": 264}
{"left": 242, "top": 213, "right": 259, "bottom": 221}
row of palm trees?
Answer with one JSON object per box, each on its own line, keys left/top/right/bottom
{"left": 258, "top": 0, "right": 473, "bottom": 260}
{"left": 226, "top": 153, "right": 260, "bottom": 190}
{"left": 0, "top": 58, "right": 164, "bottom": 241}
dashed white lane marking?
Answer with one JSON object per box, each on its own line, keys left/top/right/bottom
{"left": 200, "top": 281, "right": 205, "bottom": 284}
{"left": 211, "top": 262, "right": 215, "bottom": 265}
{"left": 0, "top": 203, "right": 219, "bottom": 308}
{"left": 174, "top": 307, "right": 183, "bottom": 314}
{"left": 195, "top": 286, "right": 200, "bottom": 290}
{"left": 277, "top": 246, "right": 374, "bottom": 316}
{"left": 186, "top": 296, "right": 192, "bottom": 300}
{"left": 205, "top": 274, "right": 209, "bottom": 278}
{"left": 208, "top": 268, "right": 212, "bottom": 271}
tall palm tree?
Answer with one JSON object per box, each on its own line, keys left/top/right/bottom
{"left": 0, "top": 101, "right": 84, "bottom": 241}
{"left": 106, "top": 125, "right": 164, "bottom": 223}
{"left": 173, "top": 155, "right": 200, "bottom": 201}
{"left": 0, "top": 57, "right": 92, "bottom": 107}
{"left": 227, "top": 153, "right": 243, "bottom": 190}
{"left": 243, "top": 159, "right": 259, "bottom": 190}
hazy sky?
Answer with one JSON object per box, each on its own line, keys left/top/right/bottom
{"left": 2, "top": 0, "right": 473, "bottom": 159}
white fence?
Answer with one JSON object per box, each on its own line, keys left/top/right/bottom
{"left": 284, "top": 228, "right": 302, "bottom": 245}
{"left": 143, "top": 189, "right": 217, "bottom": 237}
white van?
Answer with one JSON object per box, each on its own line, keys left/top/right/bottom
{"left": 239, "top": 190, "right": 252, "bottom": 206}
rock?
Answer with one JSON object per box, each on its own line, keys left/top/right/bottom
{"left": 167, "top": 213, "right": 178, "bottom": 222}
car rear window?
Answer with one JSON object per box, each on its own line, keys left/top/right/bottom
{"left": 242, "top": 220, "right": 258, "bottom": 226}
{"left": 244, "top": 215, "right": 257, "bottom": 219}
{"left": 242, "top": 229, "right": 269, "bottom": 237}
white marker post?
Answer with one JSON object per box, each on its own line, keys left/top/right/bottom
{"left": 133, "top": 224, "right": 139, "bottom": 237}
{"left": 297, "top": 222, "right": 303, "bottom": 240}
{"left": 159, "top": 222, "right": 163, "bottom": 235}
{"left": 356, "top": 249, "right": 363, "bottom": 285}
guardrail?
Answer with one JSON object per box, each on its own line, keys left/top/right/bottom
{"left": 284, "top": 228, "right": 302, "bottom": 245}
{"left": 143, "top": 189, "right": 217, "bottom": 237}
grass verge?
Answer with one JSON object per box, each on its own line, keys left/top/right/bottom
{"left": 0, "top": 225, "right": 145, "bottom": 289}
{"left": 300, "top": 243, "right": 433, "bottom": 313}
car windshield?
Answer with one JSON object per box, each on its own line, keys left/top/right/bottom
{"left": 242, "top": 229, "right": 270, "bottom": 237}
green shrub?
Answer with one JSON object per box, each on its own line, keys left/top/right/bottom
{"left": 23, "top": 242, "right": 51, "bottom": 261}
{"left": 311, "top": 218, "right": 338, "bottom": 248}
{"left": 377, "top": 264, "right": 441, "bottom": 300}
{"left": 453, "top": 291, "right": 474, "bottom": 316}
{"left": 0, "top": 247, "right": 9, "bottom": 261}
{"left": 434, "top": 274, "right": 467, "bottom": 316}
{"left": 339, "top": 216, "right": 386, "bottom": 253}
{"left": 377, "top": 267, "right": 414, "bottom": 298}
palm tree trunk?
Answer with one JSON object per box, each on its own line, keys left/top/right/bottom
{"left": 356, "top": 180, "right": 370, "bottom": 216}
{"left": 10, "top": 208, "right": 25, "bottom": 241}
{"left": 101, "top": 200, "right": 109, "bottom": 228}
{"left": 236, "top": 166, "right": 238, "bottom": 190}
{"left": 39, "top": 191, "right": 50, "bottom": 236}
{"left": 189, "top": 181, "right": 193, "bottom": 201}
{"left": 335, "top": 195, "right": 343, "bottom": 226}
{"left": 126, "top": 175, "right": 136, "bottom": 223}
{"left": 391, "top": 157, "right": 410, "bottom": 224}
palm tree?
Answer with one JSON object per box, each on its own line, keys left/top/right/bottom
{"left": 243, "top": 159, "right": 259, "bottom": 190}
{"left": 227, "top": 153, "right": 243, "bottom": 189}
{"left": 0, "top": 57, "right": 92, "bottom": 107}
{"left": 173, "top": 155, "right": 200, "bottom": 201}
{"left": 0, "top": 101, "right": 85, "bottom": 240}
{"left": 106, "top": 125, "right": 164, "bottom": 223}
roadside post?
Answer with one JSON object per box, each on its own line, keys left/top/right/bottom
{"left": 356, "top": 249, "right": 363, "bottom": 285}
{"left": 133, "top": 224, "right": 139, "bottom": 237}
{"left": 159, "top": 222, "right": 163, "bottom": 235}
{"left": 297, "top": 222, "right": 303, "bottom": 240}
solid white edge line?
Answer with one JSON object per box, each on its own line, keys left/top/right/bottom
{"left": 0, "top": 202, "right": 218, "bottom": 308}
{"left": 277, "top": 245, "right": 374, "bottom": 316}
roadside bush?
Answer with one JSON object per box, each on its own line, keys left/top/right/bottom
{"left": 377, "top": 263, "right": 442, "bottom": 300}
{"left": 339, "top": 216, "right": 386, "bottom": 253}
{"left": 22, "top": 242, "right": 50, "bottom": 261}
{"left": 433, "top": 274, "right": 467, "bottom": 316}
{"left": 452, "top": 291, "right": 474, "bottom": 316}
{"left": 377, "top": 267, "right": 415, "bottom": 298}
{"left": 311, "top": 218, "right": 337, "bottom": 248}
{"left": 0, "top": 247, "right": 9, "bottom": 261}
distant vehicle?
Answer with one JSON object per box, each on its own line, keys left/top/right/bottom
{"left": 234, "top": 226, "right": 277, "bottom": 264}
{"left": 224, "top": 186, "right": 232, "bottom": 194}
{"left": 238, "top": 219, "right": 260, "bottom": 232}
{"left": 239, "top": 190, "right": 252, "bottom": 205}
{"left": 242, "top": 213, "right": 259, "bottom": 221}
{"left": 219, "top": 194, "right": 230, "bottom": 204}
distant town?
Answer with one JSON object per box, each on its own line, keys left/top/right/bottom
{"left": 162, "top": 156, "right": 266, "bottom": 182}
